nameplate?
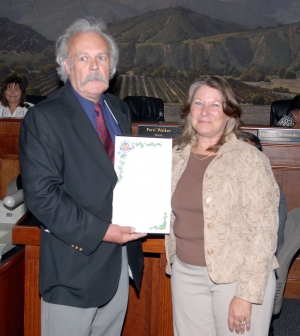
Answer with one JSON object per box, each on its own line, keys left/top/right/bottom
{"left": 138, "top": 125, "right": 181, "bottom": 138}
{"left": 258, "top": 129, "right": 300, "bottom": 142}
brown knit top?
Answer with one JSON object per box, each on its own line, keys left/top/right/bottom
{"left": 172, "top": 153, "right": 214, "bottom": 266}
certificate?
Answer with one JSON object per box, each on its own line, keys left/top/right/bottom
{"left": 112, "top": 136, "right": 172, "bottom": 233}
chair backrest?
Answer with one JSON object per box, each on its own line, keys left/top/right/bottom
{"left": 26, "top": 95, "right": 48, "bottom": 105}
{"left": 270, "top": 99, "right": 292, "bottom": 126}
{"left": 273, "top": 207, "right": 300, "bottom": 314}
{"left": 124, "top": 96, "right": 164, "bottom": 122}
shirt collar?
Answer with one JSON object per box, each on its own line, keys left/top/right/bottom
{"left": 68, "top": 80, "right": 103, "bottom": 108}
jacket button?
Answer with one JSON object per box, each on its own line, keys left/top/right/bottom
{"left": 206, "top": 197, "right": 211, "bottom": 204}
{"left": 207, "top": 248, "right": 214, "bottom": 255}
{"left": 218, "top": 154, "right": 223, "bottom": 159}
{"left": 208, "top": 222, "right": 213, "bottom": 228}
{"left": 71, "top": 245, "right": 75, "bottom": 248}
{"left": 79, "top": 248, "right": 83, "bottom": 252}
{"left": 75, "top": 246, "right": 79, "bottom": 250}
{"left": 206, "top": 173, "right": 212, "bottom": 179}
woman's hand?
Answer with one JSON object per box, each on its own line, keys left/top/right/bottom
{"left": 228, "top": 296, "right": 252, "bottom": 334}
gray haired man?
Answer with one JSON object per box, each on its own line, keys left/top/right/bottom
{"left": 20, "top": 17, "right": 146, "bottom": 336}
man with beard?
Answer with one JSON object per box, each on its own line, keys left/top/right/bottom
{"left": 19, "top": 17, "right": 146, "bottom": 336}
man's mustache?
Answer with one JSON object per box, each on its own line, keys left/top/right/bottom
{"left": 80, "top": 73, "right": 109, "bottom": 87}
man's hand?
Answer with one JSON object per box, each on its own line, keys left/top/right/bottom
{"left": 228, "top": 296, "right": 252, "bottom": 334}
{"left": 103, "top": 224, "right": 147, "bottom": 244}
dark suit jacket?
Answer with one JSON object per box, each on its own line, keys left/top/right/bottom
{"left": 19, "top": 84, "right": 143, "bottom": 308}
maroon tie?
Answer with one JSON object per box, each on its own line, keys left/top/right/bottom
{"left": 95, "top": 103, "right": 114, "bottom": 163}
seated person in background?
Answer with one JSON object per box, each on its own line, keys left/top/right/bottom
{"left": 277, "top": 95, "right": 300, "bottom": 128}
{"left": 239, "top": 131, "right": 262, "bottom": 151}
{"left": 239, "top": 131, "right": 287, "bottom": 253}
{"left": 0, "top": 76, "right": 33, "bottom": 118}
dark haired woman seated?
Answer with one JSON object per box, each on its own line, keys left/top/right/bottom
{"left": 0, "top": 76, "right": 33, "bottom": 118}
{"left": 277, "top": 95, "right": 300, "bottom": 129}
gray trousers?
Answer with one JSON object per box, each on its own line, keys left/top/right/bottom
{"left": 42, "top": 246, "right": 129, "bottom": 336}
{"left": 171, "top": 256, "right": 276, "bottom": 336}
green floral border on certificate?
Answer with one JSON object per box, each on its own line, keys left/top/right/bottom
{"left": 116, "top": 141, "right": 162, "bottom": 183}
{"left": 116, "top": 140, "right": 168, "bottom": 232}
{"left": 149, "top": 212, "right": 167, "bottom": 231}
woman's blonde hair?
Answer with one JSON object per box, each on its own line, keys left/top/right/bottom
{"left": 177, "top": 75, "right": 242, "bottom": 151}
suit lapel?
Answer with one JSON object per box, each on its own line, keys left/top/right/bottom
{"left": 62, "top": 85, "right": 117, "bottom": 186}
{"left": 104, "top": 93, "right": 131, "bottom": 136}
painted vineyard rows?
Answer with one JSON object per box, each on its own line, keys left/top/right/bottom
{"left": 117, "top": 75, "right": 190, "bottom": 103}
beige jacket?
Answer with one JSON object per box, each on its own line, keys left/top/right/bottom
{"left": 165, "top": 134, "right": 279, "bottom": 304}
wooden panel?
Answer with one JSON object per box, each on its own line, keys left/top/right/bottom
{"left": 157, "top": 254, "right": 173, "bottom": 336}
{"left": 0, "top": 248, "right": 25, "bottom": 336}
{"left": 142, "top": 236, "right": 165, "bottom": 253}
{"left": 123, "top": 255, "right": 161, "bottom": 336}
{"left": 263, "top": 143, "right": 300, "bottom": 167}
{"left": 288, "top": 256, "right": 300, "bottom": 279}
{"left": 0, "top": 119, "right": 22, "bottom": 198}
{"left": 122, "top": 253, "right": 173, "bottom": 336}
{"left": 0, "top": 136, "right": 20, "bottom": 155}
{"left": 0, "top": 119, "right": 21, "bottom": 135}
{"left": 13, "top": 213, "right": 41, "bottom": 246}
{"left": 283, "top": 280, "right": 300, "bottom": 299}
{"left": 0, "top": 156, "right": 20, "bottom": 199}
{"left": 24, "top": 245, "right": 41, "bottom": 336}
{"left": 12, "top": 215, "right": 41, "bottom": 336}
{"left": 0, "top": 119, "right": 21, "bottom": 155}
{"left": 272, "top": 169, "right": 300, "bottom": 212}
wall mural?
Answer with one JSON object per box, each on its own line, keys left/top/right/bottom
{"left": 1, "top": 0, "right": 300, "bottom": 121}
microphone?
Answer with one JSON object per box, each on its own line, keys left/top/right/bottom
{"left": 3, "top": 190, "right": 24, "bottom": 208}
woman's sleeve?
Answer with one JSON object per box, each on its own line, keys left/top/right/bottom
{"left": 235, "top": 150, "right": 279, "bottom": 304}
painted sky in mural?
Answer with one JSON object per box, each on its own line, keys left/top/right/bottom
{"left": 1, "top": 0, "right": 300, "bottom": 40}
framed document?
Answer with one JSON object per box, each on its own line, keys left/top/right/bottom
{"left": 112, "top": 136, "right": 172, "bottom": 233}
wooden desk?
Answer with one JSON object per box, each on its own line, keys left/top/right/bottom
{"left": 0, "top": 246, "right": 25, "bottom": 336}
{"left": 12, "top": 213, "right": 172, "bottom": 336}
{"left": 10, "top": 124, "right": 300, "bottom": 335}
{"left": 241, "top": 126, "right": 300, "bottom": 212}
{"left": 0, "top": 119, "right": 22, "bottom": 199}
{"left": 12, "top": 214, "right": 41, "bottom": 336}
{"left": 242, "top": 126, "right": 300, "bottom": 298}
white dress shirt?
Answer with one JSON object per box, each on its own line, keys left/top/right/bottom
{"left": 0, "top": 102, "right": 33, "bottom": 118}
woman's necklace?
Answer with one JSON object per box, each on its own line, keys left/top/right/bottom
{"left": 193, "top": 152, "right": 213, "bottom": 161}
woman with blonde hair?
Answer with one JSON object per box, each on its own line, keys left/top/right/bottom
{"left": 166, "top": 75, "right": 279, "bottom": 335}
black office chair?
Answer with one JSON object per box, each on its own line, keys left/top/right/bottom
{"left": 269, "top": 99, "right": 292, "bottom": 126}
{"left": 124, "top": 96, "right": 164, "bottom": 122}
{"left": 26, "top": 95, "right": 48, "bottom": 105}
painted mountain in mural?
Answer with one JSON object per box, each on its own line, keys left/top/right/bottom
{"left": 1, "top": 0, "right": 300, "bottom": 40}
{"left": 109, "top": 7, "right": 300, "bottom": 73}
{"left": 0, "top": 17, "right": 52, "bottom": 53}
{"left": 0, "top": 0, "right": 139, "bottom": 40}
{"left": 124, "top": 0, "right": 278, "bottom": 29}
{"left": 1, "top": 6, "right": 300, "bottom": 75}
{"left": 0, "top": 18, "right": 59, "bottom": 96}
{"left": 0, "top": 7, "right": 299, "bottom": 101}
{"left": 109, "top": 6, "right": 247, "bottom": 44}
